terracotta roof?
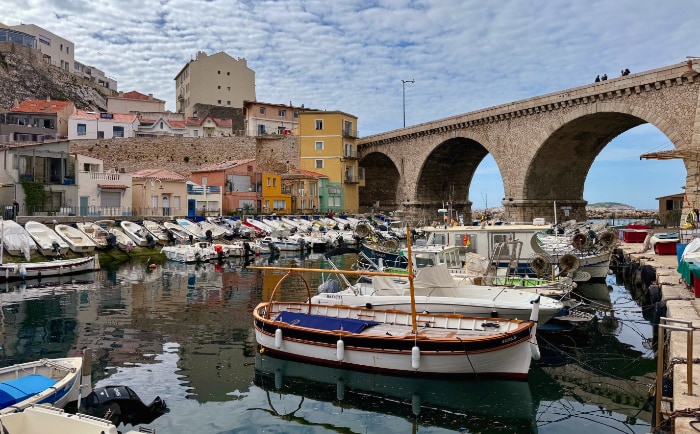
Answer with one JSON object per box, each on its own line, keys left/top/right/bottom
{"left": 282, "top": 168, "right": 329, "bottom": 179}
{"left": 71, "top": 110, "right": 138, "bottom": 122}
{"left": 191, "top": 159, "right": 256, "bottom": 173}
{"left": 186, "top": 115, "right": 232, "bottom": 127}
{"left": 169, "top": 120, "right": 186, "bottom": 129}
{"left": 10, "top": 99, "right": 73, "bottom": 114}
{"left": 119, "top": 91, "right": 164, "bottom": 102}
{"left": 131, "top": 168, "right": 187, "bottom": 181}
{"left": 98, "top": 184, "right": 130, "bottom": 189}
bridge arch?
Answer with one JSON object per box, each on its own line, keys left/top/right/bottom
{"left": 512, "top": 102, "right": 689, "bottom": 222}
{"left": 358, "top": 151, "right": 401, "bottom": 211}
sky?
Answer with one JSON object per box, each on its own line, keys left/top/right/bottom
{"left": 3, "top": 0, "right": 697, "bottom": 210}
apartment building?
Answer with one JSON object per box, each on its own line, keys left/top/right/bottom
{"left": 108, "top": 91, "right": 166, "bottom": 113}
{"left": 189, "top": 159, "right": 260, "bottom": 214}
{"left": 68, "top": 110, "right": 139, "bottom": 140}
{"left": 174, "top": 51, "right": 256, "bottom": 117}
{"left": 131, "top": 168, "right": 187, "bottom": 217}
{"left": 243, "top": 101, "right": 301, "bottom": 136}
{"left": 4, "top": 99, "right": 75, "bottom": 142}
{"left": 281, "top": 169, "right": 327, "bottom": 214}
{"left": 298, "top": 111, "right": 363, "bottom": 214}
{"left": 4, "top": 23, "right": 74, "bottom": 72}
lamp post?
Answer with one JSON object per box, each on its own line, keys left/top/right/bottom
{"left": 402, "top": 79, "right": 415, "bottom": 128}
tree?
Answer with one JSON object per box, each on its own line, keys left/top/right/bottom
{"left": 20, "top": 178, "right": 47, "bottom": 215}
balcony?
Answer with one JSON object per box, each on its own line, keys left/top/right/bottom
{"left": 344, "top": 174, "right": 360, "bottom": 184}
{"left": 342, "top": 128, "right": 358, "bottom": 139}
{"left": 343, "top": 150, "right": 359, "bottom": 160}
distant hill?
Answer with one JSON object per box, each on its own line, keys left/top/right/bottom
{"left": 587, "top": 202, "right": 636, "bottom": 209}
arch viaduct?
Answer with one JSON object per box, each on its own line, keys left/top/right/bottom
{"left": 358, "top": 60, "right": 700, "bottom": 223}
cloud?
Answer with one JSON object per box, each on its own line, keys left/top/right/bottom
{"left": 4, "top": 0, "right": 697, "bottom": 209}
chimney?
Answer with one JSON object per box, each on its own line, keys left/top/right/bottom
{"left": 46, "top": 96, "right": 51, "bottom": 102}
{"left": 148, "top": 93, "right": 153, "bottom": 100}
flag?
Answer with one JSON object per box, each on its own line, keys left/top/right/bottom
{"left": 685, "top": 194, "right": 692, "bottom": 206}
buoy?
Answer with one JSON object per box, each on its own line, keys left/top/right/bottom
{"left": 411, "top": 346, "right": 420, "bottom": 370}
{"left": 274, "top": 328, "right": 283, "bottom": 349}
{"left": 336, "top": 338, "right": 345, "bottom": 361}
{"left": 259, "top": 347, "right": 265, "bottom": 355}
{"left": 149, "top": 263, "right": 157, "bottom": 270}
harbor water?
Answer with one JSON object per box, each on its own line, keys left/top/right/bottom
{"left": 0, "top": 252, "right": 655, "bottom": 433}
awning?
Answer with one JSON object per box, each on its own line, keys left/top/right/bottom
{"left": 98, "top": 184, "right": 130, "bottom": 189}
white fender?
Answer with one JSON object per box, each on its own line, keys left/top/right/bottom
{"left": 18, "top": 265, "right": 27, "bottom": 279}
{"left": 529, "top": 297, "right": 541, "bottom": 360}
{"left": 411, "top": 346, "right": 420, "bottom": 370}
{"left": 336, "top": 338, "right": 345, "bottom": 361}
{"left": 274, "top": 328, "right": 283, "bottom": 349}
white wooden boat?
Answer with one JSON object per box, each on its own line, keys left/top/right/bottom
{"left": 252, "top": 266, "right": 540, "bottom": 379}
{"left": 175, "top": 218, "right": 209, "bottom": 239}
{"left": 313, "top": 263, "right": 565, "bottom": 323}
{"left": 0, "top": 255, "right": 100, "bottom": 281}
{"left": 0, "top": 404, "right": 146, "bottom": 434}
{"left": 161, "top": 241, "right": 213, "bottom": 263}
{"left": 75, "top": 222, "right": 109, "bottom": 249}
{"left": 107, "top": 228, "right": 134, "bottom": 252}
{"left": 143, "top": 219, "right": 170, "bottom": 244}
{"left": 120, "top": 221, "right": 149, "bottom": 247}
{"left": 24, "top": 221, "right": 69, "bottom": 257}
{"left": 1, "top": 219, "right": 36, "bottom": 260}
{"left": 54, "top": 224, "right": 97, "bottom": 253}
{"left": 0, "top": 353, "right": 91, "bottom": 415}
{"left": 163, "top": 221, "right": 201, "bottom": 242}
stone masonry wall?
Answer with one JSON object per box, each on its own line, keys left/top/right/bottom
{"left": 70, "top": 135, "right": 299, "bottom": 175}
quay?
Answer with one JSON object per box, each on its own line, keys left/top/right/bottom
{"left": 617, "top": 237, "right": 700, "bottom": 434}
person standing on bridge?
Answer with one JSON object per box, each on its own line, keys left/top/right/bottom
{"left": 601, "top": 73, "right": 608, "bottom": 80}
{"left": 595, "top": 75, "right": 600, "bottom": 82}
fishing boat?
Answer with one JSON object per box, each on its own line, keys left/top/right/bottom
{"left": 75, "top": 222, "right": 110, "bottom": 249}
{"left": 251, "top": 258, "right": 541, "bottom": 378}
{"left": 175, "top": 218, "right": 210, "bottom": 239}
{"left": 142, "top": 220, "right": 170, "bottom": 244}
{"left": 1, "top": 219, "right": 36, "bottom": 260}
{"left": 0, "top": 255, "right": 100, "bottom": 281}
{"left": 120, "top": 221, "right": 150, "bottom": 247}
{"left": 54, "top": 224, "right": 97, "bottom": 253}
{"left": 24, "top": 221, "right": 69, "bottom": 257}
{"left": 0, "top": 352, "right": 91, "bottom": 415}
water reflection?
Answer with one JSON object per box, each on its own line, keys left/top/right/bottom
{"left": 0, "top": 258, "right": 656, "bottom": 433}
{"left": 254, "top": 353, "right": 537, "bottom": 433}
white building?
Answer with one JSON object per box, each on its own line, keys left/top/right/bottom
{"left": 68, "top": 110, "right": 139, "bottom": 140}
{"left": 4, "top": 23, "right": 74, "bottom": 72}
{"left": 76, "top": 155, "right": 133, "bottom": 217}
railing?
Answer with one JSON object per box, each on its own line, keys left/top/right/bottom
{"left": 655, "top": 317, "right": 694, "bottom": 430}
{"left": 343, "top": 150, "right": 358, "bottom": 159}
{"left": 14, "top": 205, "right": 189, "bottom": 218}
{"left": 344, "top": 175, "right": 359, "bottom": 184}
{"left": 342, "top": 129, "right": 358, "bottom": 138}
{"left": 87, "top": 172, "right": 124, "bottom": 181}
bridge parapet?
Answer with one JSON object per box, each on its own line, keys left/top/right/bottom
{"left": 359, "top": 60, "right": 697, "bottom": 149}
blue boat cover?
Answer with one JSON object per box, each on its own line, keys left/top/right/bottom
{"left": 275, "top": 311, "right": 379, "bottom": 333}
{"left": 0, "top": 374, "right": 58, "bottom": 409}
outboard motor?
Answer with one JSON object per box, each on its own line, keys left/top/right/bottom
{"left": 106, "top": 233, "right": 117, "bottom": 249}
{"left": 145, "top": 233, "right": 156, "bottom": 249}
{"left": 51, "top": 241, "right": 61, "bottom": 256}
{"left": 205, "top": 229, "right": 213, "bottom": 243}
{"left": 79, "top": 385, "right": 169, "bottom": 428}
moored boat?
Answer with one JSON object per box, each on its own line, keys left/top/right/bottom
{"left": 143, "top": 219, "right": 170, "bottom": 244}
{"left": 161, "top": 241, "right": 213, "bottom": 263}
{"left": 252, "top": 266, "right": 541, "bottom": 379}
{"left": 75, "top": 222, "right": 110, "bottom": 249}
{"left": 120, "top": 220, "right": 150, "bottom": 247}
{"left": 54, "top": 224, "right": 97, "bottom": 253}
{"left": 1, "top": 219, "right": 36, "bottom": 260}
{"left": 0, "top": 255, "right": 100, "bottom": 281}
{"left": 24, "top": 221, "right": 69, "bottom": 257}
{"left": 0, "top": 352, "right": 91, "bottom": 415}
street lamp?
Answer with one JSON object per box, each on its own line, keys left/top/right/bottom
{"left": 402, "top": 79, "right": 415, "bottom": 127}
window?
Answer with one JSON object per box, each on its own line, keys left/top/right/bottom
{"left": 160, "top": 121, "right": 164, "bottom": 129}
{"left": 345, "top": 143, "right": 353, "bottom": 157}
{"left": 217, "top": 85, "right": 221, "bottom": 89}
{"left": 273, "top": 200, "right": 285, "bottom": 210}
{"left": 260, "top": 107, "right": 266, "bottom": 114}
{"left": 267, "top": 177, "right": 271, "bottom": 187}
{"left": 273, "top": 178, "right": 277, "bottom": 187}
{"left": 227, "top": 101, "right": 231, "bottom": 105}
{"left": 193, "top": 129, "right": 198, "bottom": 137}
{"left": 315, "top": 141, "right": 323, "bottom": 150}
{"left": 315, "top": 159, "right": 323, "bottom": 169}
{"left": 173, "top": 196, "right": 181, "bottom": 211}
{"left": 227, "top": 71, "right": 230, "bottom": 75}
{"left": 315, "top": 119, "right": 323, "bottom": 130}
{"left": 112, "top": 126, "right": 125, "bottom": 138}
{"left": 294, "top": 112, "right": 299, "bottom": 118}
{"left": 278, "top": 109, "right": 286, "bottom": 117}
{"left": 77, "top": 124, "right": 86, "bottom": 136}
{"left": 217, "top": 70, "right": 221, "bottom": 74}
{"left": 217, "top": 100, "right": 221, "bottom": 104}
{"left": 310, "top": 182, "right": 317, "bottom": 196}
{"left": 202, "top": 176, "right": 208, "bottom": 186}
{"left": 66, "top": 46, "right": 69, "bottom": 54}
{"left": 227, "top": 86, "right": 230, "bottom": 91}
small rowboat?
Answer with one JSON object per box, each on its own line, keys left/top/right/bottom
{"left": 54, "top": 224, "right": 97, "bottom": 253}
{"left": 24, "top": 221, "right": 69, "bottom": 257}
{"left": 0, "top": 255, "right": 99, "bottom": 281}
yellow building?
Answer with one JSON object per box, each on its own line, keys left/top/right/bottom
{"left": 261, "top": 172, "right": 291, "bottom": 214}
{"left": 298, "top": 111, "right": 363, "bottom": 214}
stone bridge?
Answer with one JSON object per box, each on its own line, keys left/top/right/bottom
{"left": 358, "top": 60, "right": 700, "bottom": 223}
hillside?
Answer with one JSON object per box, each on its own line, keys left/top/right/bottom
{"left": 0, "top": 44, "right": 108, "bottom": 112}
{"left": 587, "top": 202, "right": 636, "bottom": 209}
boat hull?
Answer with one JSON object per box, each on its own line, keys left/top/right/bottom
{"left": 254, "top": 302, "right": 536, "bottom": 379}
{"left": 0, "top": 255, "right": 99, "bottom": 281}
